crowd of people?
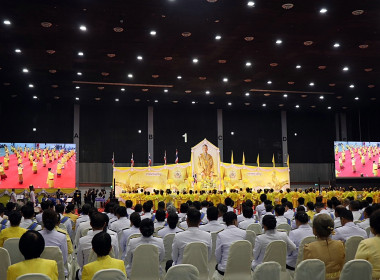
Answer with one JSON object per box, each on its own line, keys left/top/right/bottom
{"left": 0, "top": 187, "right": 379, "bottom": 280}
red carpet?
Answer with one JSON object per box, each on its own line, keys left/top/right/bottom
{"left": 0, "top": 153, "right": 76, "bottom": 189}
{"left": 335, "top": 150, "right": 380, "bottom": 178}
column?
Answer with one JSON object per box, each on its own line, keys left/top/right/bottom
{"left": 340, "top": 113, "right": 347, "bottom": 141}
{"left": 335, "top": 113, "right": 340, "bottom": 140}
{"left": 73, "top": 104, "right": 80, "bottom": 187}
{"left": 217, "top": 109, "right": 223, "bottom": 162}
{"left": 148, "top": 106, "right": 154, "bottom": 164}
{"left": 281, "top": 111, "right": 288, "bottom": 166}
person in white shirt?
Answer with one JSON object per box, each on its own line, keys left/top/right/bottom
{"left": 239, "top": 207, "right": 257, "bottom": 230}
{"left": 284, "top": 202, "right": 294, "bottom": 221}
{"left": 126, "top": 218, "right": 165, "bottom": 276}
{"left": 225, "top": 197, "right": 235, "bottom": 213}
{"left": 313, "top": 202, "right": 328, "bottom": 220}
{"left": 251, "top": 215, "right": 296, "bottom": 270}
{"left": 215, "top": 212, "right": 246, "bottom": 275}
{"left": 110, "top": 206, "right": 130, "bottom": 233}
{"left": 120, "top": 212, "right": 141, "bottom": 260}
{"left": 332, "top": 208, "right": 367, "bottom": 242}
{"left": 29, "top": 185, "right": 36, "bottom": 207}
{"left": 256, "top": 194, "right": 267, "bottom": 221}
{"left": 178, "top": 203, "right": 188, "bottom": 223}
{"left": 154, "top": 209, "right": 166, "bottom": 229}
{"left": 9, "top": 189, "right": 17, "bottom": 203}
{"left": 357, "top": 206, "right": 373, "bottom": 230}
{"left": 275, "top": 205, "right": 289, "bottom": 225}
{"left": 334, "top": 205, "right": 345, "bottom": 228}
{"left": 349, "top": 200, "right": 362, "bottom": 222}
{"left": 20, "top": 204, "right": 41, "bottom": 231}
{"left": 157, "top": 213, "right": 183, "bottom": 237}
{"left": 36, "top": 200, "right": 53, "bottom": 224}
{"left": 169, "top": 208, "right": 212, "bottom": 269}
{"left": 200, "top": 201, "right": 209, "bottom": 224}
{"left": 75, "top": 204, "right": 91, "bottom": 235}
{"left": 200, "top": 206, "right": 226, "bottom": 232}
{"left": 75, "top": 207, "right": 98, "bottom": 247}
{"left": 125, "top": 200, "right": 135, "bottom": 216}
{"left": 141, "top": 202, "right": 153, "bottom": 219}
{"left": 217, "top": 204, "right": 228, "bottom": 224}
{"left": 297, "top": 197, "right": 307, "bottom": 211}
{"left": 326, "top": 200, "right": 334, "bottom": 214}
{"left": 260, "top": 204, "right": 274, "bottom": 225}
{"left": 55, "top": 204, "right": 73, "bottom": 238}
{"left": 286, "top": 212, "right": 314, "bottom": 270}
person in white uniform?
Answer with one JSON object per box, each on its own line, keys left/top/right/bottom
{"left": 157, "top": 213, "right": 183, "bottom": 238}
{"left": 110, "top": 206, "right": 130, "bottom": 233}
{"left": 256, "top": 194, "right": 267, "bottom": 221}
{"left": 55, "top": 204, "right": 73, "bottom": 239}
{"left": 125, "top": 200, "right": 135, "bottom": 216}
{"left": 20, "top": 204, "right": 41, "bottom": 231}
{"left": 357, "top": 206, "right": 373, "bottom": 230}
{"left": 29, "top": 185, "right": 36, "bottom": 207}
{"left": 200, "top": 206, "right": 226, "bottom": 232}
{"left": 332, "top": 208, "right": 367, "bottom": 242}
{"left": 275, "top": 205, "right": 289, "bottom": 225}
{"left": 284, "top": 202, "right": 295, "bottom": 221}
{"left": 120, "top": 212, "right": 141, "bottom": 260}
{"left": 238, "top": 207, "right": 257, "bottom": 230}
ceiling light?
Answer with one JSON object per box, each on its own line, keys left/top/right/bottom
{"left": 137, "top": 55, "right": 143, "bottom": 60}
{"left": 121, "top": 88, "right": 125, "bottom": 91}
{"left": 154, "top": 100, "right": 158, "bottom": 103}
{"left": 206, "top": 91, "right": 210, "bottom": 95}
{"left": 327, "top": 106, "right": 332, "bottom": 109}
{"left": 294, "top": 133, "right": 297, "bottom": 136}
{"left": 115, "top": 98, "right": 119, "bottom": 102}
{"left": 128, "top": 73, "right": 133, "bottom": 78}
{"left": 177, "top": 75, "right": 182, "bottom": 79}
{"left": 296, "top": 65, "right": 301, "bottom": 69}
{"left": 192, "top": 101, "right": 196, "bottom": 104}
{"left": 193, "top": 58, "right": 198, "bottom": 63}
{"left": 295, "top": 105, "right": 300, "bottom": 108}
{"left": 215, "top": 35, "right": 221, "bottom": 40}
{"left": 350, "top": 84, "right": 355, "bottom": 88}
{"left": 246, "top": 62, "right": 252, "bottom": 67}
{"left": 75, "top": 97, "right": 79, "bottom": 101}
{"left": 150, "top": 30, "right": 157, "bottom": 36}
{"left": 33, "top": 95, "right": 37, "bottom": 99}
{"left": 228, "top": 102, "right": 232, "bottom": 106}
{"left": 3, "top": 20, "right": 11, "bottom": 25}
{"left": 276, "top": 39, "right": 282, "bottom": 44}
{"left": 283, "top": 94, "right": 288, "bottom": 97}
{"left": 320, "top": 8, "right": 327, "bottom": 13}
{"left": 267, "top": 80, "right": 272, "bottom": 84}
{"left": 75, "top": 86, "right": 80, "bottom": 89}
{"left": 79, "top": 25, "right": 87, "bottom": 31}
{"left": 343, "top": 66, "right": 349, "bottom": 71}
{"left": 245, "top": 92, "right": 250, "bottom": 96}
{"left": 231, "top": 132, "right": 235, "bottom": 135}
{"left": 223, "top": 78, "right": 228, "bottom": 82}
{"left": 29, "top": 84, "right": 34, "bottom": 88}
{"left": 164, "top": 89, "right": 168, "bottom": 93}
{"left": 309, "top": 82, "right": 314, "bottom": 86}
{"left": 77, "top": 72, "right": 82, "bottom": 76}
{"left": 320, "top": 95, "right": 324, "bottom": 100}
{"left": 33, "top": 128, "right": 36, "bottom": 131}
{"left": 22, "top": 68, "right": 29, "bottom": 73}
{"left": 78, "top": 51, "right": 84, "bottom": 56}
{"left": 15, "top": 49, "right": 21, "bottom": 53}
{"left": 262, "top": 103, "right": 266, "bottom": 107}
{"left": 138, "top": 130, "right": 142, "bottom": 133}
{"left": 247, "top": 1, "right": 255, "bottom": 7}
{"left": 333, "top": 43, "right": 340, "bottom": 48}
{"left": 355, "top": 97, "right": 359, "bottom": 100}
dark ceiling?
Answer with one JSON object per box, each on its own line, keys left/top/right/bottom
{"left": 0, "top": 0, "right": 379, "bottom": 111}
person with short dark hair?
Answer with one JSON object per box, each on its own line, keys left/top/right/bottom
{"left": 110, "top": 206, "right": 130, "bottom": 233}
{"left": 36, "top": 200, "right": 53, "bottom": 224}
{"left": 63, "top": 203, "right": 78, "bottom": 232}
{"left": 349, "top": 200, "right": 362, "bottom": 221}
{"left": 306, "top": 202, "right": 315, "bottom": 221}
{"left": 260, "top": 203, "right": 274, "bottom": 224}
{"left": 55, "top": 204, "right": 73, "bottom": 238}
{"left": 256, "top": 194, "right": 267, "bottom": 220}
{"left": 0, "top": 210, "right": 27, "bottom": 246}
{"left": 251, "top": 215, "right": 296, "bottom": 270}
{"left": 332, "top": 209, "right": 367, "bottom": 241}
{"left": 238, "top": 207, "right": 256, "bottom": 230}
{"left": 298, "top": 197, "right": 306, "bottom": 211}
{"left": 200, "top": 206, "right": 226, "bottom": 232}
{"left": 178, "top": 203, "right": 189, "bottom": 222}
{"left": 357, "top": 206, "right": 374, "bottom": 230}
{"left": 20, "top": 204, "right": 41, "bottom": 231}
{"left": 154, "top": 209, "right": 166, "bottom": 228}
{"left": 217, "top": 203, "right": 228, "bottom": 223}
{"left": 134, "top": 203, "right": 142, "bottom": 214}
{"left": 126, "top": 218, "right": 165, "bottom": 276}
{"left": 121, "top": 212, "right": 141, "bottom": 259}
{"left": 125, "top": 200, "right": 134, "bottom": 216}
{"left": 157, "top": 213, "right": 183, "bottom": 237}
{"left": 157, "top": 201, "right": 165, "bottom": 211}
{"left": 286, "top": 212, "right": 313, "bottom": 269}
{"left": 82, "top": 232, "right": 126, "bottom": 280}
{"left": 75, "top": 203, "right": 91, "bottom": 232}
{"left": 274, "top": 205, "right": 288, "bottom": 225}
{"left": 7, "top": 231, "right": 58, "bottom": 280}
{"left": 224, "top": 197, "right": 234, "bottom": 212}
{"left": 142, "top": 202, "right": 153, "bottom": 219}
{"left": 284, "top": 201, "right": 294, "bottom": 221}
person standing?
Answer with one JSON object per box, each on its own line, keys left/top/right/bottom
{"left": 29, "top": 185, "right": 36, "bottom": 207}
{"left": 18, "top": 164, "right": 23, "bottom": 184}
{"left": 46, "top": 168, "right": 55, "bottom": 189}
{"left": 32, "top": 159, "right": 38, "bottom": 174}
{"left": 57, "top": 161, "right": 62, "bottom": 177}
{"left": 10, "top": 189, "right": 17, "bottom": 203}
{"left": 0, "top": 163, "right": 7, "bottom": 180}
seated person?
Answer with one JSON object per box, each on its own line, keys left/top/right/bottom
{"left": 303, "top": 214, "right": 345, "bottom": 280}
{"left": 154, "top": 209, "right": 166, "bottom": 228}
{"left": 126, "top": 218, "right": 165, "bottom": 276}
{"left": 121, "top": 212, "right": 141, "bottom": 260}
{"left": 238, "top": 207, "right": 256, "bottom": 230}
{"left": 217, "top": 204, "right": 228, "bottom": 224}
{"left": 110, "top": 206, "right": 130, "bottom": 233}
{"left": 259, "top": 203, "right": 274, "bottom": 224}
{"left": 274, "top": 204, "right": 288, "bottom": 225}
{"left": 0, "top": 210, "right": 27, "bottom": 246}
{"left": 157, "top": 213, "right": 183, "bottom": 237}
{"left": 357, "top": 206, "right": 373, "bottom": 230}
{"left": 200, "top": 206, "right": 226, "bottom": 232}
{"left": 7, "top": 230, "right": 58, "bottom": 280}
{"left": 284, "top": 202, "right": 294, "bottom": 221}
{"left": 125, "top": 200, "right": 134, "bottom": 216}
{"left": 355, "top": 209, "right": 380, "bottom": 279}
{"left": 251, "top": 215, "right": 296, "bottom": 270}
{"left": 82, "top": 231, "right": 126, "bottom": 280}
{"left": 332, "top": 208, "right": 367, "bottom": 242}
{"left": 19, "top": 204, "right": 41, "bottom": 231}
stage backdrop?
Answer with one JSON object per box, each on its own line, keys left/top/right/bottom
{"left": 113, "top": 139, "right": 290, "bottom": 197}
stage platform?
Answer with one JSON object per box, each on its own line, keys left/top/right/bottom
{"left": 0, "top": 188, "right": 76, "bottom": 205}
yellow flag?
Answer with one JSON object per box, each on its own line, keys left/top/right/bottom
{"left": 287, "top": 154, "right": 290, "bottom": 167}
{"left": 242, "top": 152, "right": 246, "bottom": 165}
{"left": 272, "top": 154, "right": 275, "bottom": 167}
{"left": 256, "top": 154, "right": 260, "bottom": 167}
{"left": 231, "top": 151, "right": 234, "bottom": 164}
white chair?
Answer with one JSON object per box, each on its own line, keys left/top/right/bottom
{"left": 154, "top": 226, "right": 164, "bottom": 234}
{"left": 263, "top": 240, "right": 287, "bottom": 271}
{"left": 92, "top": 268, "right": 127, "bottom": 280}
{"left": 294, "top": 259, "right": 325, "bottom": 280}
{"left": 16, "top": 274, "right": 51, "bottom": 280}
{"left": 245, "top": 230, "right": 256, "bottom": 249}
{"left": 88, "top": 247, "right": 116, "bottom": 263}
{"left": 276, "top": 224, "right": 291, "bottom": 235}
{"left": 129, "top": 244, "right": 160, "bottom": 280}
{"left": 209, "top": 230, "right": 222, "bottom": 278}
{"left": 246, "top": 223, "right": 262, "bottom": 235}
{"left": 339, "top": 259, "right": 372, "bottom": 280}
{"left": 295, "top": 236, "right": 317, "bottom": 267}
{"left": 165, "top": 264, "right": 200, "bottom": 280}
{"left": 253, "top": 261, "right": 281, "bottom": 280}
{"left": 41, "top": 246, "right": 65, "bottom": 280}
{"left": 0, "top": 247, "right": 11, "bottom": 280}
{"left": 183, "top": 242, "right": 209, "bottom": 280}
{"left": 163, "top": 233, "right": 175, "bottom": 263}
{"left": 81, "top": 226, "right": 92, "bottom": 237}
{"left": 365, "top": 227, "right": 371, "bottom": 238}
{"left": 3, "top": 238, "right": 24, "bottom": 264}
{"left": 345, "top": 236, "right": 364, "bottom": 263}
{"left": 220, "top": 240, "right": 252, "bottom": 280}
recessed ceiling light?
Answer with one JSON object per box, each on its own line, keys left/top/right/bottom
{"left": 245, "top": 92, "right": 250, "bottom": 96}
{"left": 294, "top": 133, "right": 297, "bottom": 136}
{"left": 228, "top": 102, "right": 232, "bottom": 106}
{"left": 276, "top": 39, "right": 282, "bottom": 44}
{"left": 22, "top": 68, "right": 29, "bottom": 73}
{"left": 177, "top": 75, "right": 182, "bottom": 79}
{"left": 295, "top": 105, "right": 300, "bottom": 108}
{"left": 193, "top": 58, "right": 198, "bottom": 63}
{"left": 231, "top": 132, "right": 235, "bottom": 135}
{"left": 192, "top": 101, "right": 196, "bottom": 104}
{"left": 75, "top": 97, "right": 79, "bottom": 100}
{"left": 267, "top": 80, "right": 272, "bottom": 84}
{"left": 309, "top": 82, "right": 315, "bottom": 86}
{"left": 164, "top": 89, "right": 168, "bottom": 93}
{"left": 150, "top": 30, "right": 157, "bottom": 36}
{"left": 283, "top": 94, "right": 288, "bottom": 97}
{"left": 154, "top": 100, "right": 158, "bottom": 103}
{"left": 121, "top": 88, "right": 125, "bottom": 92}
{"left": 343, "top": 66, "right": 349, "bottom": 71}
{"left": 327, "top": 106, "right": 332, "bottom": 109}
{"left": 33, "top": 128, "right": 36, "bottom": 131}
{"left": 355, "top": 97, "right": 359, "bottom": 100}
{"left": 3, "top": 20, "right": 11, "bottom": 25}
{"left": 137, "top": 55, "right": 143, "bottom": 60}
{"left": 247, "top": 1, "right": 255, "bottom": 7}
{"left": 138, "top": 130, "right": 142, "bottom": 133}
{"left": 115, "top": 98, "right": 119, "bottom": 102}
{"left": 333, "top": 43, "right": 340, "bottom": 48}
{"left": 15, "top": 49, "right": 21, "bottom": 53}
{"left": 320, "top": 8, "right": 327, "bottom": 13}
{"left": 33, "top": 95, "right": 37, "bottom": 99}
{"left": 320, "top": 95, "right": 324, "bottom": 99}
{"left": 78, "top": 51, "right": 84, "bottom": 56}
{"left": 79, "top": 25, "right": 87, "bottom": 31}
{"left": 206, "top": 91, "right": 210, "bottom": 95}
{"left": 77, "top": 72, "right": 82, "bottom": 76}
{"left": 350, "top": 84, "right": 355, "bottom": 88}
{"left": 246, "top": 62, "right": 252, "bottom": 67}
{"left": 75, "top": 86, "right": 80, "bottom": 89}
{"left": 215, "top": 35, "right": 221, "bottom": 40}
{"left": 262, "top": 103, "right": 266, "bottom": 107}
{"left": 128, "top": 73, "right": 133, "bottom": 78}
{"left": 223, "top": 78, "right": 228, "bottom": 82}
{"left": 29, "top": 84, "right": 34, "bottom": 88}
{"left": 296, "top": 65, "right": 301, "bottom": 69}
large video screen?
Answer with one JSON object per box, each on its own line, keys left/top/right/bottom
{"left": 0, "top": 143, "right": 76, "bottom": 189}
{"left": 335, "top": 141, "right": 380, "bottom": 178}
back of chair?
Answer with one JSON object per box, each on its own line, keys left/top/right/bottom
{"left": 365, "top": 227, "right": 371, "bottom": 238}
{"left": 81, "top": 225, "right": 92, "bottom": 237}
{"left": 92, "top": 268, "right": 127, "bottom": 280}
{"left": 163, "top": 233, "right": 175, "bottom": 262}
{"left": 154, "top": 226, "right": 164, "bottom": 234}
{"left": 127, "top": 233, "right": 142, "bottom": 246}
{"left": 262, "top": 240, "right": 287, "bottom": 271}
{"left": 276, "top": 223, "right": 291, "bottom": 235}
{"left": 345, "top": 236, "right": 365, "bottom": 263}
{"left": 165, "top": 264, "right": 199, "bottom": 280}
{"left": 16, "top": 273, "right": 52, "bottom": 280}
{"left": 295, "top": 236, "right": 317, "bottom": 267}
{"left": 253, "top": 261, "right": 281, "bottom": 280}
{"left": 339, "top": 260, "right": 372, "bottom": 280}
{"left": 294, "top": 259, "right": 325, "bottom": 280}
{"left": 245, "top": 230, "right": 256, "bottom": 248}
{"left": 0, "top": 247, "right": 11, "bottom": 280}
{"left": 224, "top": 240, "right": 252, "bottom": 280}
{"left": 130, "top": 244, "right": 159, "bottom": 280}
{"left": 88, "top": 247, "right": 116, "bottom": 264}
{"left": 246, "top": 223, "right": 262, "bottom": 235}
{"left": 41, "top": 246, "right": 65, "bottom": 280}
{"left": 3, "top": 238, "right": 24, "bottom": 264}
{"left": 183, "top": 242, "right": 209, "bottom": 280}
{"left": 210, "top": 231, "right": 218, "bottom": 264}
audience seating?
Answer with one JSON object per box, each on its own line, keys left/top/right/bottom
{"left": 154, "top": 226, "right": 164, "bottom": 234}
{"left": 262, "top": 240, "right": 291, "bottom": 280}
{"left": 3, "top": 238, "right": 24, "bottom": 264}
{"left": 246, "top": 223, "right": 262, "bottom": 235}
{"left": 245, "top": 230, "right": 256, "bottom": 249}
{"left": 295, "top": 236, "right": 317, "bottom": 267}
{"left": 364, "top": 227, "right": 371, "bottom": 238}
{"left": 183, "top": 242, "right": 209, "bottom": 280}
{"left": 344, "top": 236, "right": 364, "bottom": 263}
{"left": 165, "top": 264, "right": 199, "bottom": 280}
{"left": 129, "top": 244, "right": 160, "bottom": 280}
{"left": 163, "top": 233, "right": 175, "bottom": 264}
{"left": 294, "top": 259, "right": 325, "bottom": 280}
{"left": 0, "top": 247, "right": 11, "bottom": 280}
{"left": 276, "top": 224, "right": 291, "bottom": 235}
{"left": 253, "top": 261, "right": 281, "bottom": 280}
{"left": 40, "top": 246, "right": 66, "bottom": 280}
{"left": 92, "top": 269, "right": 126, "bottom": 280}
{"left": 339, "top": 260, "right": 372, "bottom": 280}
{"left": 209, "top": 230, "right": 222, "bottom": 277}
{"left": 88, "top": 247, "right": 116, "bottom": 263}
{"left": 16, "top": 273, "right": 51, "bottom": 280}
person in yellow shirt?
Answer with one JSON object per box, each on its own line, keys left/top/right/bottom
{"left": 18, "top": 164, "right": 23, "bottom": 184}
{"left": 57, "top": 161, "right": 62, "bottom": 177}
{"left": 47, "top": 168, "right": 55, "bottom": 188}
{"left": 64, "top": 204, "right": 78, "bottom": 231}
{"left": 43, "top": 155, "right": 47, "bottom": 167}
{"left": 0, "top": 163, "right": 7, "bottom": 180}
{"left": 0, "top": 211, "right": 27, "bottom": 247}
{"left": 4, "top": 156, "right": 9, "bottom": 170}
{"left": 82, "top": 231, "right": 126, "bottom": 280}
{"left": 7, "top": 230, "right": 58, "bottom": 280}
{"left": 32, "top": 159, "right": 38, "bottom": 174}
